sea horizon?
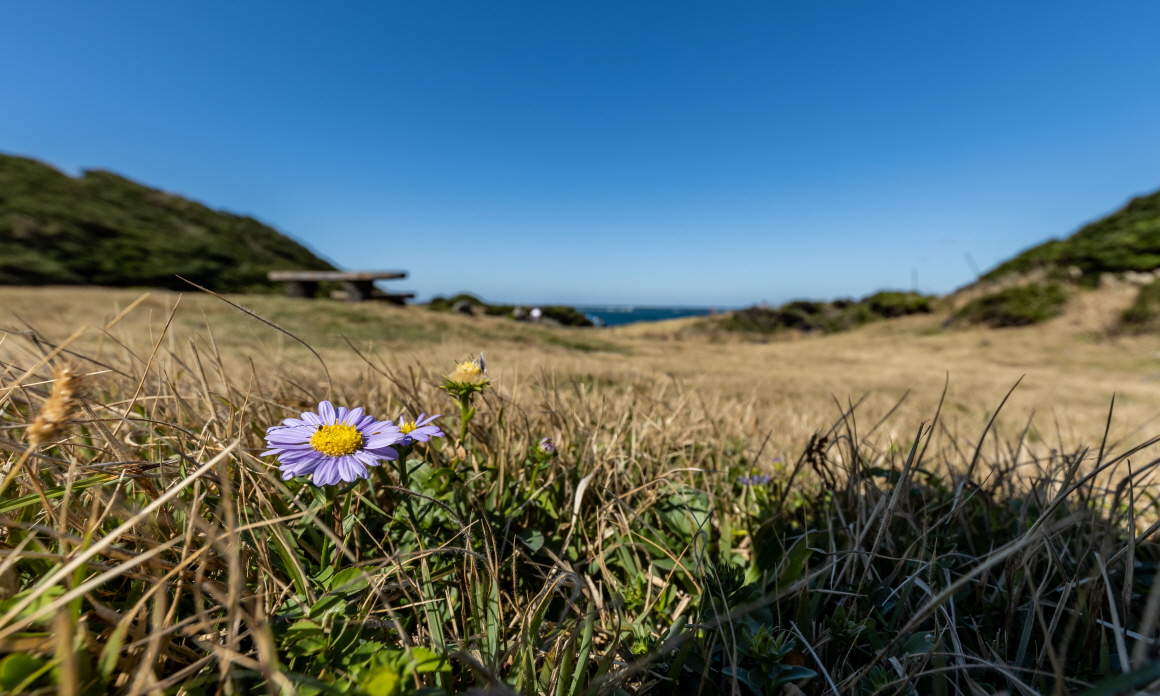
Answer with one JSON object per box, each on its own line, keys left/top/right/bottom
{"left": 574, "top": 304, "right": 733, "bottom": 327}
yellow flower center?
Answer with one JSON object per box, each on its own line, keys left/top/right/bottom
{"left": 399, "top": 421, "right": 417, "bottom": 434}
{"left": 309, "top": 424, "right": 364, "bottom": 457}
{"left": 454, "top": 361, "right": 483, "bottom": 379}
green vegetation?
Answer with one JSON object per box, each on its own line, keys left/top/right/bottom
{"left": 0, "top": 153, "right": 334, "bottom": 292}
{"left": 954, "top": 282, "right": 1069, "bottom": 328}
{"left": 0, "top": 303, "right": 1157, "bottom": 695}
{"left": 983, "top": 187, "right": 1160, "bottom": 285}
{"left": 1121, "top": 278, "right": 1160, "bottom": 332}
{"left": 428, "top": 293, "right": 594, "bottom": 327}
{"left": 720, "top": 291, "right": 933, "bottom": 334}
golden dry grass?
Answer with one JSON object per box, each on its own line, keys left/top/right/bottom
{"left": 1, "top": 284, "right": 1158, "bottom": 694}
{"left": 2, "top": 284, "right": 1158, "bottom": 462}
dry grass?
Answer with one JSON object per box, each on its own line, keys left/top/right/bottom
{"left": 0, "top": 285, "right": 1158, "bottom": 695}
{"left": 3, "top": 285, "right": 1160, "bottom": 458}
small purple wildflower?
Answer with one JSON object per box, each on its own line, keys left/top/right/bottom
{"left": 738, "top": 474, "right": 772, "bottom": 486}
{"left": 263, "top": 401, "right": 404, "bottom": 486}
{"left": 538, "top": 437, "right": 556, "bottom": 455}
{"left": 396, "top": 413, "right": 445, "bottom": 446}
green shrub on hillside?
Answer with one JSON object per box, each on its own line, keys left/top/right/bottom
{"left": 954, "top": 282, "right": 1068, "bottom": 327}
{"left": 862, "top": 290, "right": 932, "bottom": 317}
{"left": 721, "top": 291, "right": 932, "bottom": 334}
{"left": 1121, "top": 278, "right": 1160, "bottom": 332}
{"left": 427, "top": 294, "right": 593, "bottom": 326}
{"left": 983, "top": 188, "right": 1160, "bottom": 285}
{"left": 0, "top": 154, "right": 334, "bottom": 292}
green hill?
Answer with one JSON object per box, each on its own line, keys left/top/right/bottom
{"left": 0, "top": 153, "right": 334, "bottom": 292}
{"left": 982, "top": 187, "right": 1160, "bottom": 285}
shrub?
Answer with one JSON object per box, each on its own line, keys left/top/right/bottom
{"left": 954, "top": 282, "right": 1068, "bottom": 327}
{"left": 720, "top": 291, "right": 933, "bottom": 335}
{"left": 540, "top": 305, "right": 593, "bottom": 327}
{"left": 427, "top": 293, "right": 487, "bottom": 312}
{"left": 1122, "top": 278, "right": 1160, "bottom": 332}
{"left": 862, "top": 290, "right": 932, "bottom": 318}
{"left": 427, "top": 294, "right": 593, "bottom": 326}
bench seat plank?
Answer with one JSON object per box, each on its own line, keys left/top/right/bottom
{"left": 268, "top": 270, "right": 407, "bottom": 281}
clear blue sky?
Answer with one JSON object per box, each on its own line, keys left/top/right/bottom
{"left": 3, "top": 2, "right": 1159, "bottom": 306}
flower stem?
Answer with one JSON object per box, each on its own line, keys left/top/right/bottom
{"left": 458, "top": 393, "right": 473, "bottom": 444}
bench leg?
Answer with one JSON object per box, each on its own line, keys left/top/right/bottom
{"left": 342, "top": 280, "right": 374, "bottom": 302}
{"left": 286, "top": 281, "right": 318, "bottom": 299}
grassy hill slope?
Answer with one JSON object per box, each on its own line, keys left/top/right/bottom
{"left": 983, "top": 186, "right": 1160, "bottom": 284}
{"left": 0, "top": 153, "right": 334, "bottom": 292}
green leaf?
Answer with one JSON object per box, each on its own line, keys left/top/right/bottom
{"left": 0, "top": 475, "right": 115, "bottom": 515}
{"left": 285, "top": 619, "right": 325, "bottom": 638}
{"left": 775, "top": 535, "right": 813, "bottom": 592}
{"left": 406, "top": 647, "right": 450, "bottom": 673}
{"left": 0, "top": 653, "right": 46, "bottom": 690}
{"left": 309, "top": 595, "right": 346, "bottom": 618}
{"left": 330, "top": 567, "right": 370, "bottom": 595}
{"left": 287, "top": 636, "right": 328, "bottom": 657}
{"left": 98, "top": 621, "right": 130, "bottom": 680}
{"left": 312, "top": 565, "right": 336, "bottom": 589}
{"left": 1076, "top": 660, "right": 1160, "bottom": 696}
{"left": 516, "top": 529, "right": 545, "bottom": 554}
{"left": 780, "top": 666, "right": 818, "bottom": 682}
{"left": 361, "top": 665, "right": 401, "bottom": 696}
{"left": 656, "top": 487, "right": 711, "bottom": 542}
{"left": 0, "top": 586, "right": 64, "bottom": 625}
{"left": 902, "top": 632, "right": 935, "bottom": 655}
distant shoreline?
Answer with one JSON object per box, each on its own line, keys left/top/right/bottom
{"left": 575, "top": 305, "right": 726, "bottom": 327}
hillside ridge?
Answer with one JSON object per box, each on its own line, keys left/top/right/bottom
{"left": 981, "top": 186, "right": 1160, "bottom": 285}
{"left": 0, "top": 153, "right": 335, "bottom": 292}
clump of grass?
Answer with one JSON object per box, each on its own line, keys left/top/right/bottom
{"left": 954, "top": 282, "right": 1069, "bottom": 328}
{"left": 0, "top": 299, "right": 1158, "bottom": 696}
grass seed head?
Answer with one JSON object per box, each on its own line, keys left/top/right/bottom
{"left": 27, "top": 363, "right": 83, "bottom": 446}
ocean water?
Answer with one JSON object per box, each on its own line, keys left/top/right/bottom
{"left": 575, "top": 306, "right": 718, "bottom": 327}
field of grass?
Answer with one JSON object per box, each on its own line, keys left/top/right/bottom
{"left": 1, "top": 285, "right": 1160, "bottom": 695}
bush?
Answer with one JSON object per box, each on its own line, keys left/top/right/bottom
{"left": 954, "top": 282, "right": 1068, "bottom": 327}
{"left": 862, "top": 290, "right": 932, "bottom": 318}
{"left": 540, "top": 305, "right": 593, "bottom": 327}
{"left": 427, "top": 293, "right": 486, "bottom": 313}
{"left": 720, "top": 291, "right": 933, "bottom": 335}
{"left": 1122, "top": 278, "right": 1160, "bottom": 332}
{"left": 427, "top": 294, "right": 593, "bottom": 326}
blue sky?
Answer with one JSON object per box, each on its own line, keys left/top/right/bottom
{"left": 2, "top": 2, "right": 1159, "bottom": 306}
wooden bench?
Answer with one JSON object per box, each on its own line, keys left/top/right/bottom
{"left": 267, "top": 270, "right": 408, "bottom": 303}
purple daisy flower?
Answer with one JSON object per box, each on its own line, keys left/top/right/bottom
{"left": 395, "top": 413, "right": 445, "bottom": 446}
{"left": 263, "top": 401, "right": 404, "bottom": 486}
